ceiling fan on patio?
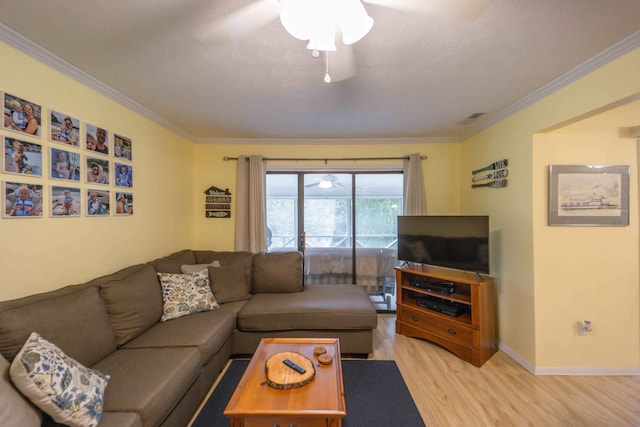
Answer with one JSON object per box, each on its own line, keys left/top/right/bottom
{"left": 304, "top": 174, "right": 350, "bottom": 190}
{"left": 198, "top": 0, "right": 492, "bottom": 82}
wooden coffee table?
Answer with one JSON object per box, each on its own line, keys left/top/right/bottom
{"left": 224, "top": 338, "right": 346, "bottom": 427}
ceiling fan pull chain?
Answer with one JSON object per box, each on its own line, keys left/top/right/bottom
{"left": 324, "top": 52, "right": 332, "bottom": 83}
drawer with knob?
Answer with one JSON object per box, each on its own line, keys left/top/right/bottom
{"left": 398, "top": 305, "right": 474, "bottom": 347}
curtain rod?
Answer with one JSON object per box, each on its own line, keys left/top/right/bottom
{"left": 223, "top": 155, "right": 427, "bottom": 163}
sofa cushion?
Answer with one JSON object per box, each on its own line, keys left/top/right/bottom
{"left": 238, "top": 284, "right": 377, "bottom": 331}
{"left": 70, "top": 412, "right": 142, "bottom": 427}
{"left": 193, "top": 250, "right": 253, "bottom": 266}
{"left": 193, "top": 251, "right": 255, "bottom": 286}
{"left": 0, "top": 285, "right": 116, "bottom": 366}
{"left": 123, "top": 309, "right": 234, "bottom": 365}
{"left": 10, "top": 333, "right": 109, "bottom": 427}
{"left": 97, "top": 263, "right": 163, "bottom": 346}
{"left": 157, "top": 270, "right": 219, "bottom": 321}
{"left": 180, "top": 260, "right": 221, "bottom": 274}
{"left": 252, "top": 251, "right": 303, "bottom": 293}
{"left": 207, "top": 263, "right": 253, "bottom": 303}
{"left": 0, "top": 353, "right": 42, "bottom": 427}
{"left": 93, "top": 347, "right": 200, "bottom": 427}
{"left": 151, "top": 250, "right": 197, "bottom": 274}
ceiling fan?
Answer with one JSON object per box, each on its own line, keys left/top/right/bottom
{"left": 305, "top": 174, "right": 350, "bottom": 189}
{"left": 198, "top": 0, "right": 492, "bottom": 82}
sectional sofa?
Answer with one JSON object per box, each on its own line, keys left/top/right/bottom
{"left": 0, "top": 249, "right": 378, "bottom": 427}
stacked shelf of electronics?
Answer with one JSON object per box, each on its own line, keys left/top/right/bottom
{"left": 471, "top": 158, "right": 508, "bottom": 188}
{"left": 407, "top": 277, "right": 471, "bottom": 320}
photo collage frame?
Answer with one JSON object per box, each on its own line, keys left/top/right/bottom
{"left": 2, "top": 91, "right": 134, "bottom": 218}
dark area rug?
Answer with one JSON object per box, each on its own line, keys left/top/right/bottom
{"left": 192, "top": 359, "right": 425, "bottom": 427}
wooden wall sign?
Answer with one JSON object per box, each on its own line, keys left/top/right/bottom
{"left": 204, "top": 186, "right": 232, "bottom": 218}
{"left": 471, "top": 159, "right": 508, "bottom": 188}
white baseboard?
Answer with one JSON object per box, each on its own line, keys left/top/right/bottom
{"left": 497, "top": 342, "right": 640, "bottom": 376}
{"left": 534, "top": 366, "right": 640, "bottom": 376}
{"left": 498, "top": 342, "right": 535, "bottom": 374}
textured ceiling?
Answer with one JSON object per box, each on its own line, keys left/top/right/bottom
{"left": 1, "top": 0, "right": 639, "bottom": 142}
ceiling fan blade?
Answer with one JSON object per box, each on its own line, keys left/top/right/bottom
{"left": 326, "top": 45, "right": 357, "bottom": 82}
{"left": 363, "top": 0, "right": 492, "bottom": 22}
{"left": 304, "top": 182, "right": 321, "bottom": 188}
{"left": 196, "top": 0, "right": 281, "bottom": 42}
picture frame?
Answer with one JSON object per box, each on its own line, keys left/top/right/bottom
{"left": 2, "top": 92, "right": 42, "bottom": 137}
{"left": 3, "top": 136, "right": 43, "bottom": 176}
{"left": 51, "top": 186, "right": 81, "bottom": 217}
{"left": 87, "top": 189, "right": 110, "bottom": 216}
{"left": 85, "top": 123, "right": 109, "bottom": 155}
{"left": 114, "top": 134, "right": 132, "bottom": 161}
{"left": 114, "top": 162, "right": 133, "bottom": 187}
{"left": 115, "top": 192, "right": 133, "bottom": 215}
{"left": 86, "top": 156, "right": 110, "bottom": 185}
{"left": 3, "top": 181, "right": 43, "bottom": 218}
{"left": 49, "top": 110, "right": 81, "bottom": 147}
{"left": 50, "top": 147, "right": 81, "bottom": 181}
{"left": 549, "top": 164, "right": 629, "bottom": 226}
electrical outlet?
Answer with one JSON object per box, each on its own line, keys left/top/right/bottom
{"left": 579, "top": 319, "right": 592, "bottom": 336}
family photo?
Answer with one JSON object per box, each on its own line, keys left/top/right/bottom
{"left": 115, "top": 192, "right": 133, "bottom": 215}
{"left": 3, "top": 137, "right": 42, "bottom": 176}
{"left": 114, "top": 162, "right": 133, "bottom": 187}
{"left": 85, "top": 123, "right": 109, "bottom": 155}
{"left": 3, "top": 181, "right": 43, "bottom": 217}
{"left": 50, "top": 147, "right": 81, "bottom": 181}
{"left": 114, "top": 134, "right": 132, "bottom": 160}
{"left": 86, "top": 156, "right": 109, "bottom": 185}
{"left": 50, "top": 186, "right": 81, "bottom": 217}
{"left": 87, "top": 189, "right": 110, "bottom": 216}
{"left": 49, "top": 110, "right": 80, "bottom": 147}
{"left": 2, "top": 92, "right": 42, "bottom": 137}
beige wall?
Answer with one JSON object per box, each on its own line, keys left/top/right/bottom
{"left": 190, "top": 141, "right": 462, "bottom": 250}
{"left": 533, "top": 101, "right": 639, "bottom": 368}
{"left": 463, "top": 47, "right": 640, "bottom": 370}
{"left": 0, "top": 42, "right": 195, "bottom": 301}
{"left": 461, "top": 116, "right": 536, "bottom": 365}
{"left": 2, "top": 36, "right": 639, "bottom": 371}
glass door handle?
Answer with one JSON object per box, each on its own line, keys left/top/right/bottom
{"left": 300, "top": 232, "right": 306, "bottom": 251}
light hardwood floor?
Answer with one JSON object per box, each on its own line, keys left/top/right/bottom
{"left": 372, "top": 314, "right": 640, "bottom": 427}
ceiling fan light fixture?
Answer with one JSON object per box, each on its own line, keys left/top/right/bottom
{"left": 317, "top": 174, "right": 338, "bottom": 188}
{"left": 279, "top": 0, "right": 373, "bottom": 52}
{"left": 318, "top": 178, "right": 333, "bottom": 189}
{"left": 340, "top": 1, "right": 374, "bottom": 45}
{"left": 306, "top": 30, "right": 337, "bottom": 52}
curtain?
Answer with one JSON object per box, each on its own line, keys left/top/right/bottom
{"left": 403, "top": 153, "right": 426, "bottom": 215}
{"left": 234, "top": 155, "right": 266, "bottom": 252}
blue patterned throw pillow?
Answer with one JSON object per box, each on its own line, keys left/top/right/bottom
{"left": 157, "top": 269, "right": 219, "bottom": 321}
{"left": 9, "top": 332, "right": 109, "bottom": 427}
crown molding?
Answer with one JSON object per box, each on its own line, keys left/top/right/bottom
{"left": 0, "top": 23, "right": 196, "bottom": 142}
{"left": 195, "top": 136, "right": 460, "bottom": 145}
{"left": 462, "top": 30, "right": 640, "bottom": 140}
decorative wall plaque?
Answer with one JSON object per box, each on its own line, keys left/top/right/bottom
{"left": 204, "top": 186, "right": 232, "bottom": 218}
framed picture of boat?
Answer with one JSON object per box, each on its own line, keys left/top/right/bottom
{"left": 549, "top": 165, "right": 629, "bottom": 226}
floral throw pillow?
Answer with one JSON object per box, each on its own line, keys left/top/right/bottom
{"left": 157, "top": 269, "right": 219, "bottom": 321}
{"left": 9, "top": 332, "right": 109, "bottom": 427}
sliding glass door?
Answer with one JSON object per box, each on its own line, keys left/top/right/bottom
{"left": 266, "top": 171, "right": 402, "bottom": 311}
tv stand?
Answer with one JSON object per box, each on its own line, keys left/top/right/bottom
{"left": 395, "top": 265, "right": 496, "bottom": 367}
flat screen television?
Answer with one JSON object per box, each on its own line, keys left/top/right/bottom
{"left": 397, "top": 215, "right": 490, "bottom": 274}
